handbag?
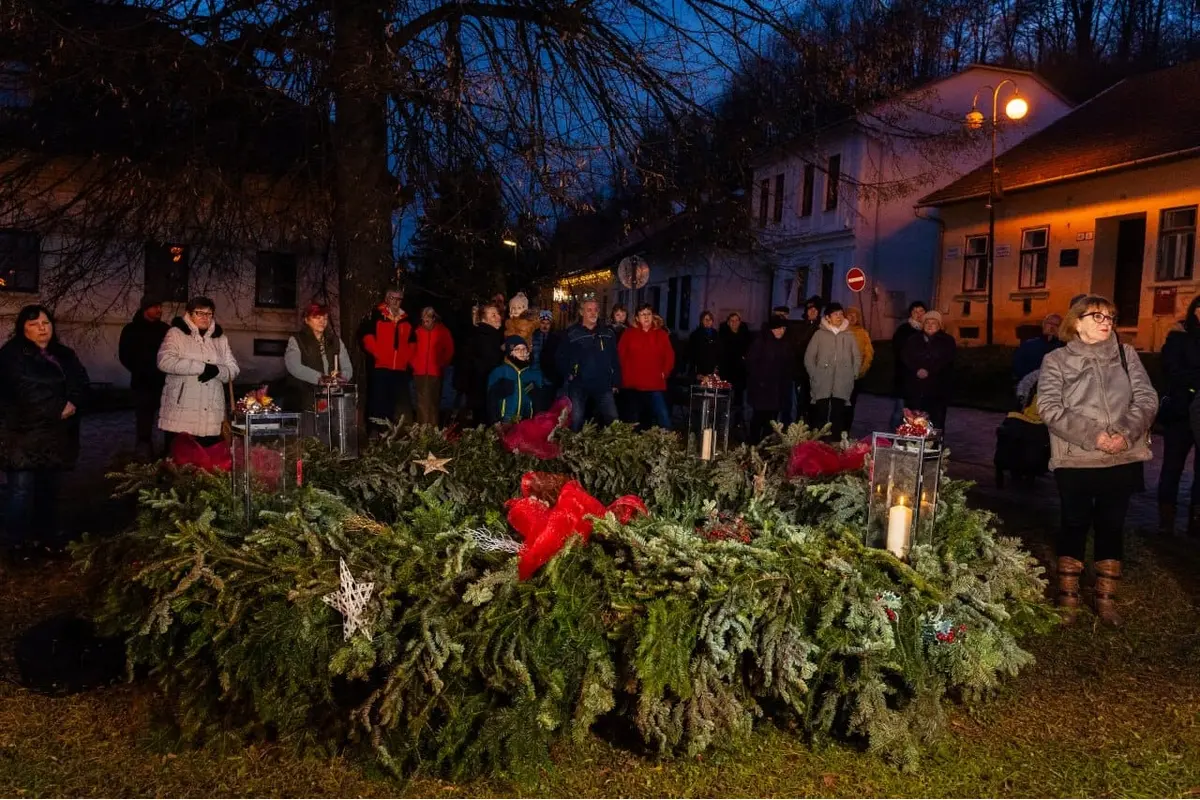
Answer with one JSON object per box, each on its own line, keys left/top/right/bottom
{"left": 1117, "top": 343, "right": 1154, "bottom": 459}
{"left": 221, "top": 380, "right": 235, "bottom": 443}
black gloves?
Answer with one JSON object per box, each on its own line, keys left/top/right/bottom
{"left": 198, "top": 363, "right": 220, "bottom": 383}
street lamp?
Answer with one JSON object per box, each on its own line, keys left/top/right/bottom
{"left": 966, "top": 80, "right": 1029, "bottom": 346}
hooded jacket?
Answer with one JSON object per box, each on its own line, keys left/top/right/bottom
{"left": 0, "top": 336, "right": 89, "bottom": 471}
{"left": 556, "top": 322, "right": 621, "bottom": 392}
{"left": 157, "top": 315, "right": 240, "bottom": 437}
{"left": 1160, "top": 295, "right": 1200, "bottom": 422}
{"left": 804, "top": 318, "right": 862, "bottom": 402}
{"left": 618, "top": 324, "right": 676, "bottom": 392}
{"left": 118, "top": 311, "right": 169, "bottom": 392}
{"left": 487, "top": 357, "right": 542, "bottom": 423}
{"left": 361, "top": 304, "right": 415, "bottom": 371}
{"left": 1038, "top": 336, "right": 1157, "bottom": 470}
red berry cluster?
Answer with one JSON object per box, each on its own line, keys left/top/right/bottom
{"left": 935, "top": 623, "right": 968, "bottom": 644}
{"left": 697, "top": 513, "right": 753, "bottom": 544}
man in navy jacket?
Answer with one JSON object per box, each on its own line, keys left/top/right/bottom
{"left": 556, "top": 299, "right": 621, "bottom": 431}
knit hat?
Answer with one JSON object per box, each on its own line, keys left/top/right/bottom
{"left": 509, "top": 292, "right": 529, "bottom": 317}
{"left": 923, "top": 310, "right": 943, "bottom": 326}
{"left": 138, "top": 294, "right": 161, "bottom": 311}
{"left": 504, "top": 335, "right": 528, "bottom": 354}
{"left": 538, "top": 309, "right": 552, "bottom": 321}
{"left": 767, "top": 316, "right": 789, "bottom": 331}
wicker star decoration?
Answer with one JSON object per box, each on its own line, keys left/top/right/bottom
{"left": 413, "top": 451, "right": 453, "bottom": 475}
{"left": 322, "top": 559, "right": 375, "bottom": 641}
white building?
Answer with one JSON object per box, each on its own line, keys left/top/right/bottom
{"left": 750, "top": 65, "right": 1073, "bottom": 338}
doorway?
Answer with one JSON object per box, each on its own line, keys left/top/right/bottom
{"left": 1113, "top": 218, "right": 1146, "bottom": 325}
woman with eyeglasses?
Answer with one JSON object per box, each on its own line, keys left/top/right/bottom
{"left": 157, "top": 296, "right": 240, "bottom": 451}
{"left": 1038, "top": 296, "right": 1157, "bottom": 626}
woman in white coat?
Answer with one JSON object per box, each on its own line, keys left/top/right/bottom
{"left": 157, "top": 296, "right": 240, "bottom": 447}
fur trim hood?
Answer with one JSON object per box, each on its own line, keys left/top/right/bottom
{"left": 171, "top": 315, "right": 224, "bottom": 339}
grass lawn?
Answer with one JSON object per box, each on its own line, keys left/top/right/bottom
{"left": 1, "top": 484, "right": 1199, "bottom": 797}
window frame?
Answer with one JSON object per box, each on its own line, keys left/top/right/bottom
{"left": 254, "top": 250, "right": 299, "bottom": 310}
{"left": 1156, "top": 205, "right": 1197, "bottom": 281}
{"left": 824, "top": 154, "right": 841, "bottom": 211}
{"left": 0, "top": 229, "right": 40, "bottom": 293}
{"left": 757, "top": 178, "right": 769, "bottom": 228}
{"left": 772, "top": 173, "right": 784, "bottom": 223}
{"left": 1018, "top": 226, "right": 1050, "bottom": 290}
{"left": 800, "top": 164, "right": 815, "bottom": 217}
{"left": 961, "top": 233, "right": 989, "bottom": 293}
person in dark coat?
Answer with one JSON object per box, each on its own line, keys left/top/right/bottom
{"left": 0, "top": 305, "right": 89, "bottom": 554}
{"left": 792, "top": 297, "right": 822, "bottom": 423}
{"left": 719, "top": 312, "right": 752, "bottom": 437}
{"left": 745, "top": 317, "right": 795, "bottom": 443}
{"left": 556, "top": 299, "right": 621, "bottom": 431}
{"left": 900, "top": 310, "right": 956, "bottom": 430}
{"left": 890, "top": 300, "right": 926, "bottom": 429}
{"left": 1159, "top": 295, "right": 1200, "bottom": 535}
{"left": 118, "top": 294, "right": 169, "bottom": 459}
{"left": 461, "top": 304, "right": 506, "bottom": 425}
{"left": 687, "top": 310, "right": 722, "bottom": 378}
{"left": 1012, "top": 314, "right": 1064, "bottom": 384}
{"left": 532, "top": 310, "right": 563, "bottom": 411}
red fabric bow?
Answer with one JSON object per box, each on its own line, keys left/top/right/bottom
{"left": 169, "top": 433, "right": 232, "bottom": 473}
{"left": 787, "top": 439, "right": 871, "bottom": 479}
{"left": 499, "top": 397, "right": 572, "bottom": 459}
{"left": 505, "top": 471, "right": 648, "bottom": 580}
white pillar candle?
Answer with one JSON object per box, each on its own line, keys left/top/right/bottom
{"left": 887, "top": 498, "right": 913, "bottom": 559}
{"left": 701, "top": 428, "right": 715, "bottom": 460}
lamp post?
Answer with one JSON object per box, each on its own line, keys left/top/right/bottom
{"left": 966, "top": 81, "right": 1028, "bottom": 346}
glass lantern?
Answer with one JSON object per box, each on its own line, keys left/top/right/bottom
{"left": 303, "top": 384, "right": 359, "bottom": 457}
{"left": 231, "top": 412, "right": 303, "bottom": 521}
{"left": 865, "top": 433, "right": 944, "bottom": 559}
{"left": 688, "top": 385, "right": 731, "bottom": 461}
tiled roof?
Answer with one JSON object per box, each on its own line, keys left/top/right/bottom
{"left": 919, "top": 60, "right": 1200, "bottom": 206}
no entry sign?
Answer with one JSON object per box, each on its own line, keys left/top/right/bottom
{"left": 846, "top": 267, "right": 867, "bottom": 293}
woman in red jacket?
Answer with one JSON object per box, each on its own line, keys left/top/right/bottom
{"left": 412, "top": 307, "right": 455, "bottom": 426}
{"left": 618, "top": 303, "right": 676, "bottom": 430}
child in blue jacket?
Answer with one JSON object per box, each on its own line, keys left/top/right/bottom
{"left": 487, "top": 336, "right": 543, "bottom": 423}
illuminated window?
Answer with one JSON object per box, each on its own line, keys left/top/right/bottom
{"left": 1157, "top": 206, "right": 1196, "bottom": 281}
{"left": 962, "top": 234, "right": 989, "bottom": 292}
{"left": 1019, "top": 227, "right": 1049, "bottom": 289}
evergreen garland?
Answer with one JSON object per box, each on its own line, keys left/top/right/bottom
{"left": 79, "top": 422, "right": 1055, "bottom": 780}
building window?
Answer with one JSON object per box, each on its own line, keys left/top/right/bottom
{"left": 772, "top": 174, "right": 784, "bottom": 223}
{"left": 800, "top": 164, "right": 814, "bottom": 217}
{"left": 824, "top": 154, "right": 841, "bottom": 211}
{"left": 678, "top": 275, "right": 692, "bottom": 330}
{"left": 793, "top": 266, "right": 810, "bottom": 306}
{"left": 757, "top": 179, "right": 769, "bottom": 228}
{"left": 1157, "top": 206, "right": 1196, "bottom": 281}
{"left": 1019, "top": 227, "right": 1049, "bottom": 289}
{"left": 820, "top": 262, "right": 834, "bottom": 302}
{"left": 962, "top": 234, "right": 989, "bottom": 292}
{"left": 144, "top": 242, "right": 189, "bottom": 303}
{"left": 666, "top": 277, "right": 678, "bottom": 330}
{"left": 0, "top": 229, "right": 40, "bottom": 292}
{"left": 255, "top": 251, "right": 298, "bottom": 309}
{"left": 0, "top": 61, "right": 31, "bottom": 109}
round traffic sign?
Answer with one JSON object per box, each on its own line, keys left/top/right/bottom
{"left": 846, "top": 267, "right": 867, "bottom": 293}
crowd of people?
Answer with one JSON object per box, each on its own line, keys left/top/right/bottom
{"left": 2, "top": 285, "right": 1196, "bottom": 632}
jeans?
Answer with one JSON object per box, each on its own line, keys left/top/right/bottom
{"left": 630, "top": 390, "right": 672, "bottom": 430}
{"left": 1158, "top": 418, "right": 1196, "bottom": 507}
{"left": 413, "top": 375, "right": 443, "bottom": 426}
{"left": 567, "top": 383, "right": 619, "bottom": 432}
{"left": 368, "top": 368, "right": 414, "bottom": 426}
{"left": 3, "top": 470, "right": 61, "bottom": 548}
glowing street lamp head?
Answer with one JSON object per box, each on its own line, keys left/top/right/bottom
{"left": 1004, "top": 95, "right": 1029, "bottom": 121}
{"left": 502, "top": 239, "right": 518, "bottom": 248}
{"left": 964, "top": 108, "right": 985, "bottom": 130}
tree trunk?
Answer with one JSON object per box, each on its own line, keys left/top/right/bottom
{"left": 331, "top": 0, "right": 395, "bottom": 384}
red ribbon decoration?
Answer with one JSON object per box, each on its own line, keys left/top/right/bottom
{"left": 505, "top": 471, "right": 648, "bottom": 580}
{"left": 786, "top": 439, "right": 871, "bottom": 479}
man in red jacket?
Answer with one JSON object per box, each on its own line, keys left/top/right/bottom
{"left": 360, "top": 287, "right": 416, "bottom": 428}
{"left": 412, "top": 306, "right": 455, "bottom": 426}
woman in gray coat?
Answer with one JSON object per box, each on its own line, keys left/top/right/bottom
{"left": 1038, "top": 295, "right": 1157, "bottom": 626}
{"left": 804, "top": 302, "right": 861, "bottom": 440}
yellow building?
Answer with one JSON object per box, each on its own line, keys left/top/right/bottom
{"left": 920, "top": 60, "right": 1200, "bottom": 351}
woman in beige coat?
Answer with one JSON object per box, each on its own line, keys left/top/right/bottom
{"left": 804, "top": 302, "right": 861, "bottom": 440}
{"left": 1037, "top": 295, "right": 1157, "bottom": 626}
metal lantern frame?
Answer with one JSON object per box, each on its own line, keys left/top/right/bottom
{"left": 866, "top": 433, "right": 945, "bottom": 559}
{"left": 231, "top": 411, "right": 304, "bottom": 522}
{"left": 688, "top": 385, "right": 731, "bottom": 461}
{"left": 303, "top": 384, "right": 359, "bottom": 457}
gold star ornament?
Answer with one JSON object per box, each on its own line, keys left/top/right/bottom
{"left": 413, "top": 451, "right": 453, "bottom": 475}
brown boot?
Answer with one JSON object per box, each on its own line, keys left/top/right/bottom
{"left": 1056, "top": 556, "right": 1084, "bottom": 625}
{"left": 1159, "top": 503, "right": 1177, "bottom": 535}
{"left": 1094, "top": 559, "right": 1123, "bottom": 627}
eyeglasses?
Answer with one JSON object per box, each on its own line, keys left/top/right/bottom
{"left": 1081, "top": 311, "right": 1116, "bottom": 325}
{"left": 192, "top": 310, "right": 214, "bottom": 318}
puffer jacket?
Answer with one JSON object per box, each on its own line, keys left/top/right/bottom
{"left": 804, "top": 319, "right": 861, "bottom": 401}
{"left": 412, "top": 322, "right": 455, "bottom": 378}
{"left": 1037, "top": 336, "right": 1158, "bottom": 470}
{"left": 848, "top": 320, "right": 874, "bottom": 378}
{"left": 157, "top": 315, "right": 240, "bottom": 437}
{"left": 0, "top": 336, "right": 89, "bottom": 471}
